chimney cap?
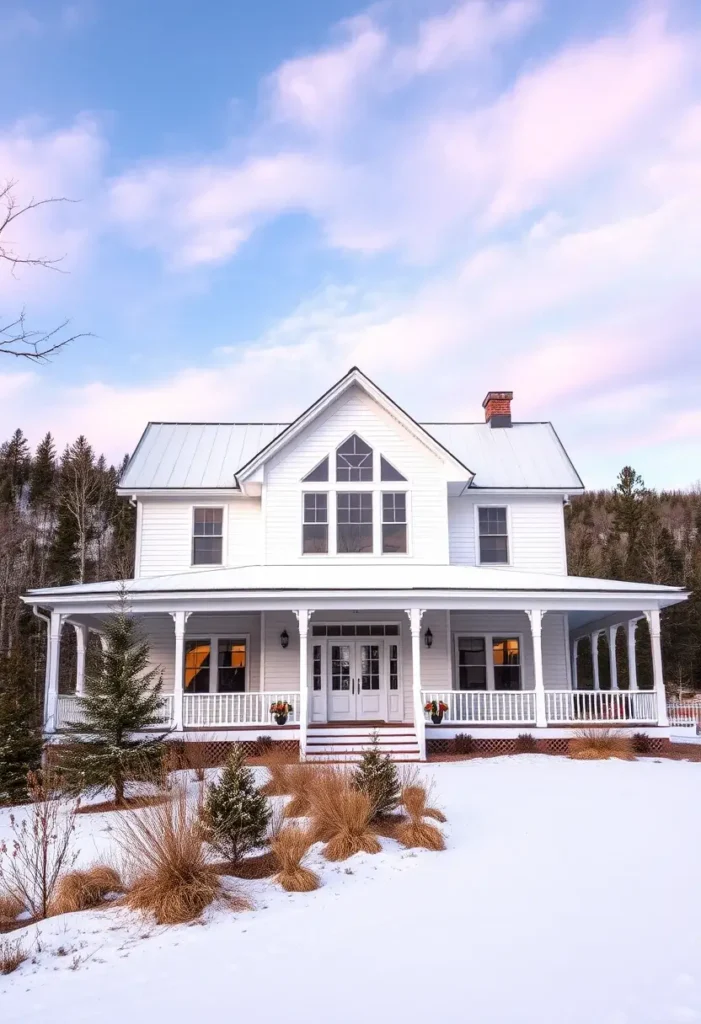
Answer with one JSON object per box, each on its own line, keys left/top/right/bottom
{"left": 482, "top": 390, "right": 513, "bottom": 408}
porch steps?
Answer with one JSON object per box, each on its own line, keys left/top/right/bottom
{"left": 304, "top": 726, "right": 421, "bottom": 763}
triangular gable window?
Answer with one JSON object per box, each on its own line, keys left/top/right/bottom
{"left": 336, "top": 435, "right": 373, "bottom": 482}
{"left": 302, "top": 456, "right": 329, "bottom": 483}
{"left": 380, "top": 455, "right": 406, "bottom": 481}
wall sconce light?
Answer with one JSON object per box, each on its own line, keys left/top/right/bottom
{"left": 424, "top": 628, "right": 433, "bottom": 649}
{"left": 280, "top": 629, "right": 289, "bottom": 649}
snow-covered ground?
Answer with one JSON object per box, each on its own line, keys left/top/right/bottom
{"left": 3, "top": 756, "right": 701, "bottom": 1024}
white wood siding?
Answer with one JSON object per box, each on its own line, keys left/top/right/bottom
{"left": 137, "top": 498, "right": 262, "bottom": 577}
{"left": 448, "top": 495, "right": 567, "bottom": 574}
{"left": 264, "top": 385, "right": 451, "bottom": 565}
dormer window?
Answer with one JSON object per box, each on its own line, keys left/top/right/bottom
{"left": 336, "top": 435, "right": 373, "bottom": 481}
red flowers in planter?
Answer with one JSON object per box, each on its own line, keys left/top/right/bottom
{"left": 424, "top": 700, "right": 449, "bottom": 714}
{"left": 270, "top": 701, "right": 293, "bottom": 715}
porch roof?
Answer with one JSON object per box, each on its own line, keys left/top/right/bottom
{"left": 24, "top": 563, "right": 686, "bottom": 607}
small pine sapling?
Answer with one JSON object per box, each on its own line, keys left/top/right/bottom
{"left": 201, "top": 744, "right": 271, "bottom": 864}
{"left": 0, "top": 652, "right": 43, "bottom": 806}
{"left": 353, "top": 733, "right": 400, "bottom": 818}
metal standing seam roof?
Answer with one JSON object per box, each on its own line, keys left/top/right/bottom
{"left": 119, "top": 421, "right": 584, "bottom": 491}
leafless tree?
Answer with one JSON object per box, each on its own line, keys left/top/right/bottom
{"left": 0, "top": 179, "right": 89, "bottom": 361}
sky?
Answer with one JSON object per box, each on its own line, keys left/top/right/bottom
{"left": 1, "top": 0, "right": 700, "bottom": 489}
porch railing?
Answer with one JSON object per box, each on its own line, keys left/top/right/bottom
{"left": 55, "top": 693, "right": 175, "bottom": 731}
{"left": 545, "top": 690, "right": 658, "bottom": 724}
{"left": 667, "top": 700, "right": 701, "bottom": 729}
{"left": 422, "top": 690, "right": 537, "bottom": 724}
{"left": 182, "top": 692, "right": 299, "bottom": 728}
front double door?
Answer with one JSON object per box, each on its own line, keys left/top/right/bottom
{"left": 328, "top": 640, "right": 384, "bottom": 721}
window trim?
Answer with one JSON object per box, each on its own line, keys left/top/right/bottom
{"left": 474, "top": 504, "right": 512, "bottom": 566}
{"left": 183, "top": 632, "right": 251, "bottom": 694}
{"left": 191, "top": 504, "right": 226, "bottom": 567}
{"left": 452, "top": 632, "right": 524, "bottom": 691}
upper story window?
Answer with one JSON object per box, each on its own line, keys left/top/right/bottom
{"left": 337, "top": 492, "right": 373, "bottom": 552}
{"left": 382, "top": 492, "right": 407, "bottom": 553}
{"left": 193, "top": 507, "right": 223, "bottom": 565}
{"left": 380, "top": 455, "right": 406, "bottom": 481}
{"left": 336, "top": 434, "right": 373, "bottom": 481}
{"left": 478, "top": 506, "right": 509, "bottom": 564}
{"left": 303, "top": 493, "right": 328, "bottom": 554}
{"left": 302, "top": 457, "right": 329, "bottom": 482}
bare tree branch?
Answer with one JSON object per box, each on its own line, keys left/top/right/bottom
{"left": 0, "top": 310, "right": 91, "bottom": 363}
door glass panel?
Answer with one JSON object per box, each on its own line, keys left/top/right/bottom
{"left": 331, "top": 645, "right": 351, "bottom": 691}
{"left": 218, "top": 639, "right": 246, "bottom": 693}
{"left": 389, "top": 644, "right": 399, "bottom": 690}
{"left": 359, "top": 644, "right": 380, "bottom": 691}
{"left": 312, "top": 645, "right": 322, "bottom": 691}
{"left": 185, "top": 640, "right": 211, "bottom": 693}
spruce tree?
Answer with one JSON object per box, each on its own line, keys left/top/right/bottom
{"left": 29, "top": 432, "right": 57, "bottom": 511}
{"left": 353, "top": 733, "right": 400, "bottom": 817}
{"left": 0, "top": 651, "right": 43, "bottom": 805}
{"left": 201, "top": 744, "right": 271, "bottom": 863}
{"left": 60, "top": 603, "right": 167, "bottom": 805}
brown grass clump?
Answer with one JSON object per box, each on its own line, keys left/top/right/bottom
{"left": 76, "top": 793, "right": 170, "bottom": 815}
{"left": 49, "top": 865, "right": 123, "bottom": 916}
{"left": 0, "top": 936, "right": 28, "bottom": 975}
{"left": 397, "top": 784, "right": 445, "bottom": 851}
{"left": 0, "top": 893, "right": 23, "bottom": 927}
{"left": 115, "top": 788, "right": 246, "bottom": 925}
{"left": 260, "top": 747, "right": 295, "bottom": 797}
{"left": 309, "top": 767, "right": 381, "bottom": 861}
{"left": 284, "top": 763, "right": 318, "bottom": 818}
{"left": 271, "top": 825, "right": 320, "bottom": 892}
{"left": 569, "top": 728, "right": 635, "bottom": 761}
{"left": 216, "top": 851, "right": 278, "bottom": 880}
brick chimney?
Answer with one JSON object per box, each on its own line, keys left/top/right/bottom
{"left": 482, "top": 391, "right": 513, "bottom": 428}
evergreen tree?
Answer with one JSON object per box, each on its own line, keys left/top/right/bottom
{"left": 60, "top": 602, "right": 167, "bottom": 805}
{"left": 353, "top": 733, "right": 400, "bottom": 817}
{"left": 29, "top": 433, "right": 57, "bottom": 511}
{"left": 201, "top": 743, "right": 271, "bottom": 863}
{"left": 0, "top": 429, "right": 31, "bottom": 509}
{"left": 0, "top": 650, "right": 43, "bottom": 804}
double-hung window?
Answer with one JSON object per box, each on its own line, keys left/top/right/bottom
{"left": 337, "top": 492, "right": 373, "bottom": 553}
{"left": 303, "top": 493, "right": 328, "bottom": 553}
{"left": 478, "top": 506, "right": 509, "bottom": 564}
{"left": 457, "top": 637, "right": 488, "bottom": 690}
{"left": 455, "top": 635, "right": 521, "bottom": 690}
{"left": 193, "top": 508, "right": 223, "bottom": 565}
{"left": 492, "top": 638, "right": 521, "bottom": 690}
{"left": 382, "top": 493, "right": 407, "bottom": 553}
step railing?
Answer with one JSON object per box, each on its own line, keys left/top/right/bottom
{"left": 545, "top": 690, "right": 658, "bottom": 724}
{"left": 54, "top": 693, "right": 174, "bottom": 730}
{"left": 422, "top": 690, "right": 537, "bottom": 724}
{"left": 182, "top": 691, "right": 299, "bottom": 728}
{"left": 667, "top": 700, "right": 701, "bottom": 729}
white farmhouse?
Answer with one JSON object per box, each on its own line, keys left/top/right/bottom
{"left": 23, "top": 368, "right": 688, "bottom": 759}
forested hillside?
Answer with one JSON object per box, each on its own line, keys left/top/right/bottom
{"left": 0, "top": 434, "right": 698, "bottom": 705}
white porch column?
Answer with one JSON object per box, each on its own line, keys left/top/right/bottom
{"left": 407, "top": 608, "right": 427, "bottom": 761}
{"left": 592, "top": 632, "right": 601, "bottom": 690}
{"left": 74, "top": 623, "right": 88, "bottom": 695}
{"left": 171, "top": 611, "right": 189, "bottom": 732}
{"left": 44, "top": 611, "right": 63, "bottom": 733}
{"left": 608, "top": 626, "right": 619, "bottom": 691}
{"left": 627, "top": 619, "right": 639, "bottom": 691}
{"left": 527, "top": 610, "right": 547, "bottom": 728}
{"left": 571, "top": 637, "right": 579, "bottom": 690}
{"left": 296, "top": 609, "right": 310, "bottom": 760}
{"left": 645, "top": 609, "right": 669, "bottom": 727}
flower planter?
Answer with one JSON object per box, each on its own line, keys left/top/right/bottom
{"left": 274, "top": 713, "right": 289, "bottom": 726}
{"left": 431, "top": 713, "right": 444, "bottom": 725}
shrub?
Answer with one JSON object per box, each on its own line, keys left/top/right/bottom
{"left": 0, "top": 891, "right": 23, "bottom": 926}
{"left": 49, "top": 865, "right": 122, "bottom": 916}
{"left": 515, "top": 733, "right": 537, "bottom": 753}
{"left": 353, "top": 734, "right": 400, "bottom": 818}
{"left": 0, "top": 651, "right": 43, "bottom": 806}
{"left": 200, "top": 745, "right": 271, "bottom": 864}
{"left": 284, "top": 763, "right": 318, "bottom": 818}
{"left": 271, "top": 825, "right": 319, "bottom": 892}
{"left": 0, "top": 771, "right": 79, "bottom": 920}
{"left": 116, "top": 787, "right": 242, "bottom": 925}
{"left": 453, "top": 733, "right": 473, "bottom": 756}
{"left": 632, "top": 732, "right": 652, "bottom": 754}
{"left": 260, "top": 747, "right": 294, "bottom": 797}
{"left": 309, "top": 768, "right": 381, "bottom": 861}
{"left": 0, "top": 936, "right": 27, "bottom": 975}
{"left": 569, "top": 728, "right": 635, "bottom": 761}
{"left": 397, "top": 784, "right": 445, "bottom": 851}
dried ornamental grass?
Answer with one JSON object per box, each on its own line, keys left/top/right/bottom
{"left": 260, "top": 748, "right": 294, "bottom": 797}
{"left": 271, "top": 825, "right": 320, "bottom": 892}
{"left": 115, "top": 788, "right": 247, "bottom": 925}
{"left": 397, "top": 784, "right": 445, "bottom": 851}
{"left": 0, "top": 892, "right": 24, "bottom": 926}
{"left": 309, "top": 768, "right": 381, "bottom": 861}
{"left": 569, "top": 728, "right": 635, "bottom": 761}
{"left": 49, "top": 865, "right": 122, "bottom": 916}
{"left": 284, "top": 763, "right": 318, "bottom": 818}
{"left": 0, "top": 936, "right": 28, "bottom": 975}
